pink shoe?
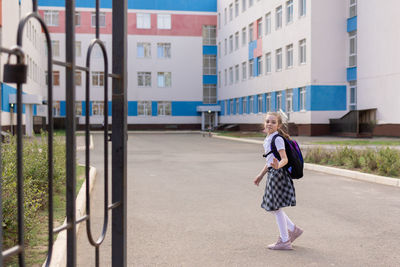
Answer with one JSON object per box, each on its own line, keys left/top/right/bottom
{"left": 267, "top": 237, "right": 293, "bottom": 250}
{"left": 289, "top": 225, "right": 303, "bottom": 243}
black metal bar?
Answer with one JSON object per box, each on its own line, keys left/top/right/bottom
{"left": 112, "top": 0, "right": 128, "bottom": 266}
{"left": 65, "top": 1, "right": 77, "bottom": 266}
{"left": 96, "top": 0, "right": 100, "bottom": 39}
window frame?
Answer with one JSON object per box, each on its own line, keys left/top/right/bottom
{"left": 276, "top": 48, "right": 282, "bottom": 71}
{"left": 91, "top": 12, "right": 106, "bottom": 28}
{"left": 137, "top": 72, "right": 152, "bottom": 87}
{"left": 157, "top": 14, "right": 171, "bottom": 30}
{"left": 157, "top": 72, "right": 172, "bottom": 88}
{"left": 137, "top": 13, "right": 151, "bottom": 29}
{"left": 276, "top": 6, "right": 282, "bottom": 29}
{"left": 299, "top": 39, "right": 307, "bottom": 64}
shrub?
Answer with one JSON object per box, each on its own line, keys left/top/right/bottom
{"left": 376, "top": 148, "right": 400, "bottom": 177}
{"left": 1, "top": 132, "right": 66, "bottom": 247}
{"left": 359, "top": 149, "right": 378, "bottom": 172}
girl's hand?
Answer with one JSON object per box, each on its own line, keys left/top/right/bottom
{"left": 271, "top": 158, "right": 280, "bottom": 169}
{"left": 254, "top": 175, "right": 263, "bottom": 186}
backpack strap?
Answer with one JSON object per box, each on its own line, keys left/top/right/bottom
{"left": 270, "top": 134, "right": 282, "bottom": 161}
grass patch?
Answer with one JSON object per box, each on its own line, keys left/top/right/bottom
{"left": 311, "top": 140, "right": 400, "bottom": 146}
{"left": 216, "top": 131, "right": 265, "bottom": 138}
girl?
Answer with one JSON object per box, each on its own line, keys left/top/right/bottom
{"left": 253, "top": 112, "right": 303, "bottom": 250}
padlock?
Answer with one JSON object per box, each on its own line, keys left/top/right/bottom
{"left": 3, "top": 54, "right": 27, "bottom": 84}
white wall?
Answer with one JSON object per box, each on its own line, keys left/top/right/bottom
{"left": 357, "top": 0, "right": 400, "bottom": 124}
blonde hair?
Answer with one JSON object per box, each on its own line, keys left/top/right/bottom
{"left": 264, "top": 112, "right": 291, "bottom": 140}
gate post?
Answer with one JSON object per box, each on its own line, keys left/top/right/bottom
{"left": 112, "top": 0, "right": 127, "bottom": 266}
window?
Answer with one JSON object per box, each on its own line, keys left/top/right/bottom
{"left": 249, "top": 0, "right": 254, "bottom": 7}
{"left": 266, "top": 53, "right": 271, "bottom": 73}
{"left": 242, "top": 0, "right": 246, "bottom": 12}
{"left": 349, "top": 0, "right": 357, "bottom": 18}
{"left": 53, "top": 101, "right": 60, "bottom": 116}
{"left": 137, "top": 42, "right": 151, "bottom": 58}
{"left": 235, "top": 64, "right": 239, "bottom": 83}
{"left": 349, "top": 31, "right": 357, "bottom": 67}
{"left": 224, "top": 38, "right": 227, "bottom": 55}
{"left": 46, "top": 71, "right": 60, "bottom": 86}
{"left": 235, "top": 32, "right": 239, "bottom": 50}
{"left": 218, "top": 71, "right": 221, "bottom": 88}
{"left": 76, "top": 101, "right": 82, "bottom": 116}
{"left": 230, "top": 99, "right": 234, "bottom": 114}
{"left": 202, "top": 25, "right": 216, "bottom": 45}
{"left": 242, "top": 27, "right": 247, "bottom": 46}
{"left": 249, "top": 96, "right": 254, "bottom": 113}
{"left": 229, "top": 67, "right": 233, "bottom": 85}
{"left": 44, "top": 10, "right": 59, "bottom": 26}
{"left": 257, "top": 56, "right": 262, "bottom": 76}
{"left": 300, "top": 0, "right": 306, "bottom": 17}
{"left": 218, "top": 42, "right": 221, "bottom": 58}
{"left": 276, "top": 6, "right": 282, "bottom": 29}
{"left": 138, "top": 72, "right": 151, "bottom": 87}
{"left": 138, "top": 101, "right": 151, "bottom": 116}
{"left": 137, "top": 13, "right": 151, "bottom": 29}
{"left": 92, "top": 42, "right": 106, "bottom": 58}
{"left": 286, "top": 44, "right": 293, "bottom": 68}
{"left": 75, "top": 12, "right": 81, "bottom": 26}
{"left": 276, "top": 92, "right": 282, "bottom": 111}
{"left": 157, "top": 43, "right": 171, "bottom": 58}
{"left": 75, "top": 41, "right": 81, "bottom": 57}
{"left": 75, "top": 71, "right": 82, "bottom": 86}
{"left": 157, "top": 14, "right": 171, "bottom": 29}
{"left": 203, "top": 55, "right": 217, "bottom": 75}
{"left": 265, "top": 13, "right": 271, "bottom": 35}
{"left": 242, "top": 62, "right": 247, "bottom": 80}
{"left": 349, "top": 81, "right": 357, "bottom": 110}
{"left": 235, "top": 0, "right": 239, "bottom": 17}
{"left": 249, "top": 59, "right": 254, "bottom": 78}
{"left": 224, "top": 8, "right": 227, "bottom": 24}
{"left": 225, "top": 100, "right": 228, "bottom": 115}
{"left": 299, "top": 39, "right": 306, "bottom": 64}
{"left": 229, "top": 4, "right": 233, "bottom": 21}
{"left": 266, "top": 93, "right": 271, "bottom": 112}
{"left": 249, "top": 23, "right": 254, "bottom": 42}
{"left": 286, "top": 0, "right": 293, "bottom": 23}
{"left": 158, "top": 101, "right": 172, "bottom": 115}
{"left": 92, "top": 101, "right": 104, "bottom": 116}
{"left": 203, "top": 85, "right": 217, "bottom": 104}
{"left": 243, "top": 97, "right": 247, "bottom": 113}
{"left": 92, "top": 71, "right": 104, "bottom": 87}
{"left": 52, "top": 40, "right": 60, "bottom": 57}
{"left": 91, "top": 12, "right": 106, "bottom": 27}
{"left": 236, "top": 98, "right": 240, "bottom": 114}
{"left": 286, "top": 89, "right": 293, "bottom": 112}
{"left": 257, "top": 18, "right": 262, "bottom": 38}
{"left": 229, "top": 35, "right": 233, "bottom": 53}
{"left": 224, "top": 69, "right": 227, "bottom": 86}
{"left": 258, "top": 94, "right": 263, "bottom": 113}
{"left": 157, "top": 72, "right": 171, "bottom": 87}
{"left": 276, "top": 48, "right": 282, "bottom": 71}
{"left": 218, "top": 13, "right": 221, "bottom": 29}
{"left": 299, "top": 87, "right": 306, "bottom": 111}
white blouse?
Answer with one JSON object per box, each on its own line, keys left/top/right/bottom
{"left": 263, "top": 131, "right": 285, "bottom": 167}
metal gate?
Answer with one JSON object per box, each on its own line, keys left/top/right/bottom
{"left": 0, "top": 0, "right": 127, "bottom": 266}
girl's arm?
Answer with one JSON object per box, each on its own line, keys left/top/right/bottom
{"left": 254, "top": 163, "right": 270, "bottom": 186}
{"left": 271, "top": 149, "right": 288, "bottom": 169}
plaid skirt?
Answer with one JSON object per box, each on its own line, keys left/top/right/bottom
{"left": 261, "top": 168, "right": 296, "bottom": 212}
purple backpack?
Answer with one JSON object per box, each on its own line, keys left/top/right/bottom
{"left": 263, "top": 134, "right": 304, "bottom": 179}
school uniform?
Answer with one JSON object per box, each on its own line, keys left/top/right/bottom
{"left": 261, "top": 131, "right": 296, "bottom": 212}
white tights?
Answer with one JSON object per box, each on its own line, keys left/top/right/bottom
{"left": 270, "top": 209, "right": 295, "bottom": 242}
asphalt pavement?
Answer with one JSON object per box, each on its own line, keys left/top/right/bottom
{"left": 76, "top": 133, "right": 400, "bottom": 267}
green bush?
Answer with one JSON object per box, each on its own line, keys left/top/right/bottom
{"left": 305, "top": 146, "right": 400, "bottom": 178}
{"left": 1, "top": 132, "right": 66, "bottom": 248}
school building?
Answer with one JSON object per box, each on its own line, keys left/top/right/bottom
{"left": 1, "top": 0, "right": 399, "bottom": 136}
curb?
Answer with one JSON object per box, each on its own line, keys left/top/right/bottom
{"left": 43, "top": 166, "right": 97, "bottom": 267}
{"left": 212, "top": 134, "right": 400, "bottom": 188}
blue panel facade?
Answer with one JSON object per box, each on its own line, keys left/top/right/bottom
{"left": 171, "top": 101, "right": 202, "bottom": 116}
{"left": 347, "top": 16, "right": 357, "bottom": 32}
{"left": 248, "top": 40, "right": 257, "bottom": 60}
{"left": 82, "top": 101, "right": 87, "bottom": 116}
{"left": 33, "top": 105, "right": 37, "bottom": 116}
{"left": 203, "top": 46, "right": 217, "bottom": 55}
{"left": 108, "top": 101, "right": 112, "bottom": 116}
{"left": 271, "top": 92, "right": 277, "bottom": 111}
{"left": 203, "top": 75, "right": 217, "bottom": 84}
{"left": 262, "top": 93, "right": 267, "bottom": 113}
{"left": 220, "top": 100, "right": 225, "bottom": 116}
{"left": 293, "top": 88, "right": 299, "bottom": 112}
{"left": 281, "top": 91, "right": 286, "bottom": 112}
{"left": 306, "top": 86, "right": 312, "bottom": 111}
{"left": 309, "top": 85, "right": 346, "bottom": 111}
{"left": 128, "top": 101, "right": 138, "bottom": 116}
{"left": 347, "top": 67, "right": 357, "bottom": 81}
{"left": 1, "top": 83, "right": 16, "bottom": 112}
{"left": 253, "top": 58, "right": 259, "bottom": 77}
{"left": 60, "top": 101, "right": 66, "bottom": 116}
{"left": 39, "top": 0, "right": 217, "bottom": 11}
{"left": 239, "top": 98, "right": 243, "bottom": 114}
{"left": 152, "top": 101, "right": 158, "bottom": 116}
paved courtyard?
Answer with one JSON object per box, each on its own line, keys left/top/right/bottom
{"left": 76, "top": 133, "right": 400, "bottom": 266}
